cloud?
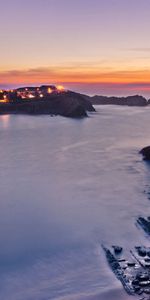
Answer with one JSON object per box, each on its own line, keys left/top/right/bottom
{"left": 1, "top": 65, "right": 150, "bottom": 96}
{"left": 1, "top": 65, "right": 150, "bottom": 83}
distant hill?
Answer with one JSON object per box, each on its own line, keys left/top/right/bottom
{"left": 86, "top": 94, "right": 148, "bottom": 106}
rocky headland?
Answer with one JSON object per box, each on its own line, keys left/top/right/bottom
{"left": 1, "top": 86, "right": 150, "bottom": 118}
{"left": 0, "top": 89, "right": 95, "bottom": 118}
{"left": 88, "top": 94, "right": 148, "bottom": 106}
{"left": 140, "top": 146, "right": 150, "bottom": 160}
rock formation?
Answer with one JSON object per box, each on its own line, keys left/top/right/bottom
{"left": 90, "top": 95, "right": 148, "bottom": 106}
{"left": 140, "top": 146, "right": 150, "bottom": 160}
{"left": 0, "top": 91, "right": 95, "bottom": 118}
{"left": 102, "top": 244, "right": 150, "bottom": 297}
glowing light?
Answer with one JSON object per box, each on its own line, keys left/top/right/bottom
{"left": 28, "top": 94, "right": 35, "bottom": 99}
{"left": 57, "top": 85, "right": 65, "bottom": 92}
{"left": 0, "top": 95, "right": 7, "bottom": 103}
{"left": 0, "top": 115, "right": 10, "bottom": 128}
{"left": 39, "top": 94, "right": 43, "bottom": 98}
{"left": 48, "top": 87, "right": 52, "bottom": 94}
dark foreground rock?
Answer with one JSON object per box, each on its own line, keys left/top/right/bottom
{"left": 137, "top": 217, "right": 150, "bottom": 235}
{"left": 0, "top": 91, "right": 95, "bottom": 118}
{"left": 71, "top": 92, "right": 95, "bottom": 112}
{"left": 90, "top": 95, "right": 148, "bottom": 106}
{"left": 102, "top": 244, "right": 150, "bottom": 298}
{"left": 140, "top": 146, "right": 150, "bottom": 160}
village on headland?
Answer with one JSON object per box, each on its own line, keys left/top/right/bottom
{"left": 0, "top": 85, "right": 95, "bottom": 118}
{"left": 0, "top": 85, "right": 66, "bottom": 102}
{"left": 0, "top": 85, "right": 150, "bottom": 106}
{"left": 0, "top": 85, "right": 150, "bottom": 118}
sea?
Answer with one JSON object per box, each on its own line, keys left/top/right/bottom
{"left": 0, "top": 105, "right": 150, "bottom": 300}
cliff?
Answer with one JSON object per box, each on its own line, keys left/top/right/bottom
{"left": 89, "top": 95, "right": 148, "bottom": 106}
{"left": 0, "top": 91, "right": 95, "bottom": 118}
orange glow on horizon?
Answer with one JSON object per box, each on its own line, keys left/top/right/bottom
{"left": 1, "top": 67, "right": 150, "bottom": 88}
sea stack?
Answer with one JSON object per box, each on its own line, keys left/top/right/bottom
{"left": 140, "top": 146, "right": 150, "bottom": 160}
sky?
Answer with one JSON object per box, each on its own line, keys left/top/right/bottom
{"left": 1, "top": 0, "right": 150, "bottom": 96}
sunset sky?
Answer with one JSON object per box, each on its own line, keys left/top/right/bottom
{"left": 1, "top": 0, "right": 150, "bottom": 96}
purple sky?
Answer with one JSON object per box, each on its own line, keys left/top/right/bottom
{"left": 1, "top": 0, "right": 150, "bottom": 96}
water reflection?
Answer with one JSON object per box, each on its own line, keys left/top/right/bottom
{"left": 0, "top": 107, "right": 150, "bottom": 300}
{"left": 0, "top": 115, "right": 10, "bottom": 129}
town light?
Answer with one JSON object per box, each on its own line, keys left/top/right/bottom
{"left": 28, "top": 94, "right": 35, "bottom": 99}
{"left": 57, "top": 85, "right": 65, "bottom": 92}
{"left": 48, "top": 87, "right": 52, "bottom": 94}
{"left": 1, "top": 95, "right": 8, "bottom": 102}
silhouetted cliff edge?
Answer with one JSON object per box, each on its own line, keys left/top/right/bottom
{"left": 87, "top": 94, "right": 148, "bottom": 106}
{"left": 0, "top": 91, "right": 95, "bottom": 118}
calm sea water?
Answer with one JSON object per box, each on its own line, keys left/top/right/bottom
{"left": 0, "top": 106, "right": 150, "bottom": 300}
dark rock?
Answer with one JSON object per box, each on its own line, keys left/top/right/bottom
{"left": 132, "top": 279, "right": 140, "bottom": 285}
{"left": 102, "top": 245, "right": 135, "bottom": 295}
{"left": 140, "top": 146, "right": 150, "bottom": 160}
{"left": 0, "top": 91, "right": 95, "bottom": 118}
{"left": 136, "top": 273, "right": 149, "bottom": 282}
{"left": 102, "top": 244, "right": 150, "bottom": 297}
{"left": 137, "top": 289, "right": 145, "bottom": 300}
{"left": 133, "top": 285, "right": 141, "bottom": 292}
{"left": 118, "top": 259, "right": 126, "bottom": 262}
{"left": 144, "top": 262, "right": 150, "bottom": 268}
{"left": 137, "top": 289, "right": 144, "bottom": 295}
{"left": 71, "top": 92, "right": 95, "bottom": 112}
{"left": 139, "top": 281, "right": 150, "bottom": 287}
{"left": 112, "top": 245, "right": 123, "bottom": 254}
{"left": 137, "top": 217, "right": 150, "bottom": 235}
{"left": 90, "top": 94, "right": 147, "bottom": 106}
{"left": 145, "top": 258, "right": 150, "bottom": 263}
{"left": 136, "top": 246, "right": 147, "bottom": 257}
{"left": 127, "top": 262, "right": 136, "bottom": 267}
